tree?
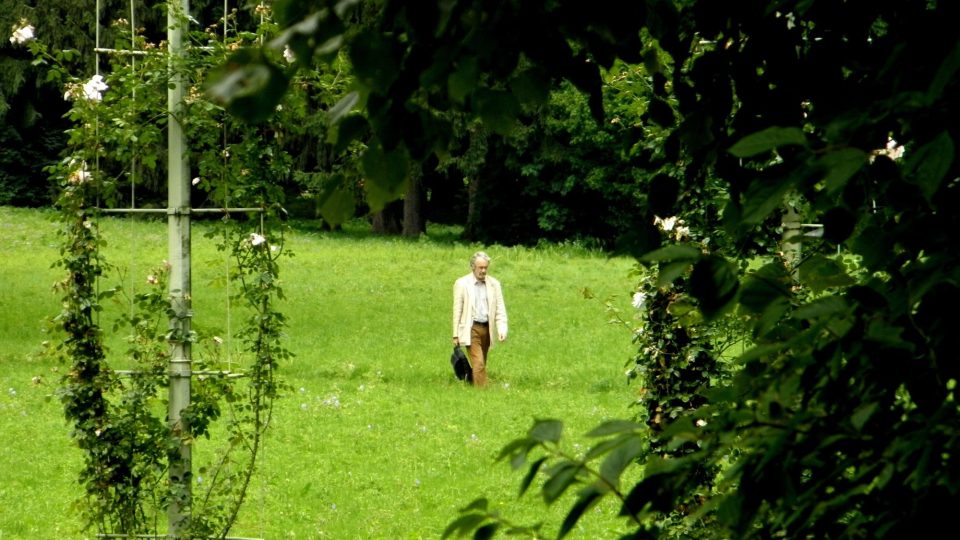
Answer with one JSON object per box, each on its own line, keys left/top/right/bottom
{"left": 216, "top": 0, "right": 960, "bottom": 537}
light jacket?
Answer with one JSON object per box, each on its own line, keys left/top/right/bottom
{"left": 453, "top": 273, "right": 508, "bottom": 346}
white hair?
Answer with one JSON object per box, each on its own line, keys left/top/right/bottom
{"left": 470, "top": 251, "right": 491, "bottom": 268}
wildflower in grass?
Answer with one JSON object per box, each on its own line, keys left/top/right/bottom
{"left": 9, "top": 19, "right": 35, "bottom": 45}
{"left": 212, "top": 336, "right": 224, "bottom": 346}
{"left": 322, "top": 395, "right": 341, "bottom": 409}
{"left": 249, "top": 232, "right": 266, "bottom": 246}
{"left": 146, "top": 274, "right": 159, "bottom": 285}
{"left": 632, "top": 291, "right": 647, "bottom": 310}
{"left": 283, "top": 45, "right": 296, "bottom": 63}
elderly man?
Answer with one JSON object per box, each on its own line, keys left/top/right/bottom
{"left": 452, "top": 251, "right": 508, "bottom": 387}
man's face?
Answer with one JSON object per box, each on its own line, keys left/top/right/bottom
{"left": 472, "top": 260, "right": 489, "bottom": 281}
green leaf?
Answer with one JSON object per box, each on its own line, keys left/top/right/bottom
{"left": 329, "top": 114, "right": 370, "bottom": 154}
{"left": 473, "top": 523, "right": 499, "bottom": 540}
{"left": 529, "top": 419, "right": 563, "bottom": 443}
{"left": 819, "top": 148, "right": 868, "bottom": 196}
{"left": 315, "top": 174, "right": 356, "bottom": 226}
{"left": 851, "top": 402, "right": 878, "bottom": 432}
{"left": 206, "top": 49, "right": 290, "bottom": 124}
{"left": 443, "top": 512, "right": 488, "bottom": 539}
{"left": 327, "top": 91, "right": 359, "bottom": 125}
{"left": 793, "top": 296, "right": 848, "bottom": 320}
{"left": 850, "top": 225, "right": 893, "bottom": 272}
{"left": 598, "top": 435, "right": 643, "bottom": 489}
{"left": 496, "top": 437, "right": 535, "bottom": 464}
{"left": 463, "top": 498, "right": 490, "bottom": 512}
{"left": 542, "top": 462, "right": 580, "bottom": 504}
{"left": 638, "top": 244, "right": 701, "bottom": 264}
{"left": 741, "top": 174, "right": 796, "bottom": 225}
{"left": 657, "top": 260, "right": 693, "bottom": 288}
{"left": 474, "top": 89, "right": 520, "bottom": 135}
{"left": 448, "top": 57, "right": 479, "bottom": 104}
{"left": 739, "top": 263, "right": 792, "bottom": 317}
{"left": 689, "top": 255, "right": 740, "bottom": 319}
{"left": 906, "top": 131, "right": 954, "bottom": 202}
{"left": 350, "top": 31, "right": 400, "bottom": 90}
{"left": 558, "top": 487, "right": 604, "bottom": 539}
{"left": 928, "top": 40, "right": 960, "bottom": 102}
{"left": 510, "top": 68, "right": 551, "bottom": 107}
{"left": 519, "top": 457, "right": 547, "bottom": 497}
{"left": 728, "top": 126, "right": 808, "bottom": 158}
{"left": 361, "top": 143, "right": 409, "bottom": 213}
{"left": 648, "top": 174, "right": 680, "bottom": 217}
{"left": 585, "top": 420, "right": 644, "bottom": 438}
{"left": 798, "top": 256, "right": 855, "bottom": 292}
{"left": 647, "top": 97, "right": 675, "bottom": 127}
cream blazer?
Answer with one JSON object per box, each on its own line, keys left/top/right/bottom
{"left": 452, "top": 273, "right": 508, "bottom": 346}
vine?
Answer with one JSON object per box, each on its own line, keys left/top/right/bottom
{"left": 20, "top": 5, "right": 294, "bottom": 537}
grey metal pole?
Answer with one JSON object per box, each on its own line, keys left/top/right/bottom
{"left": 167, "top": 0, "right": 192, "bottom": 537}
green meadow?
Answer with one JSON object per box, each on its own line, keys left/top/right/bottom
{"left": 0, "top": 206, "right": 641, "bottom": 539}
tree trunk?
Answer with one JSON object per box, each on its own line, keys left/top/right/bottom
{"left": 402, "top": 163, "right": 426, "bottom": 237}
{"left": 371, "top": 200, "right": 403, "bottom": 235}
{"left": 464, "top": 175, "right": 482, "bottom": 240}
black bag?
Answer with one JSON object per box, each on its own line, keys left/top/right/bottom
{"left": 450, "top": 345, "right": 472, "bottom": 382}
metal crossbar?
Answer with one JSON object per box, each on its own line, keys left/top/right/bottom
{"left": 98, "top": 207, "right": 265, "bottom": 214}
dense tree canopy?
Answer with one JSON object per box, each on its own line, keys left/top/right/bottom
{"left": 213, "top": 0, "right": 960, "bottom": 537}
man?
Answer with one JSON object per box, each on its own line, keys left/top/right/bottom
{"left": 452, "top": 251, "right": 508, "bottom": 387}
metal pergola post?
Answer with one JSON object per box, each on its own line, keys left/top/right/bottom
{"left": 167, "top": 0, "right": 192, "bottom": 537}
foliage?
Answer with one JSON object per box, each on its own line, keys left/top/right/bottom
{"left": 216, "top": 0, "right": 960, "bottom": 538}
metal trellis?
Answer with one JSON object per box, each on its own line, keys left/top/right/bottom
{"left": 91, "top": 1, "right": 266, "bottom": 538}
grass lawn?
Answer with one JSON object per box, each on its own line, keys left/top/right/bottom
{"left": 0, "top": 206, "right": 641, "bottom": 539}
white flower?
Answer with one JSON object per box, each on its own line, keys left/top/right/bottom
{"left": 654, "top": 215, "right": 677, "bottom": 231}
{"left": 249, "top": 233, "right": 266, "bottom": 246}
{"left": 212, "top": 336, "right": 224, "bottom": 345}
{"left": 283, "top": 45, "right": 296, "bottom": 64}
{"left": 82, "top": 75, "right": 109, "bottom": 101}
{"left": 68, "top": 166, "right": 91, "bottom": 184}
{"left": 881, "top": 138, "right": 905, "bottom": 161}
{"left": 146, "top": 274, "right": 159, "bottom": 285}
{"left": 191, "top": 177, "right": 201, "bottom": 186}
{"left": 632, "top": 292, "right": 647, "bottom": 310}
{"left": 9, "top": 20, "right": 35, "bottom": 45}
{"left": 695, "top": 419, "right": 708, "bottom": 427}
{"left": 65, "top": 75, "right": 109, "bottom": 102}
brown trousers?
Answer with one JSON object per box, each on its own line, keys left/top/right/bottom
{"left": 468, "top": 322, "right": 491, "bottom": 387}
